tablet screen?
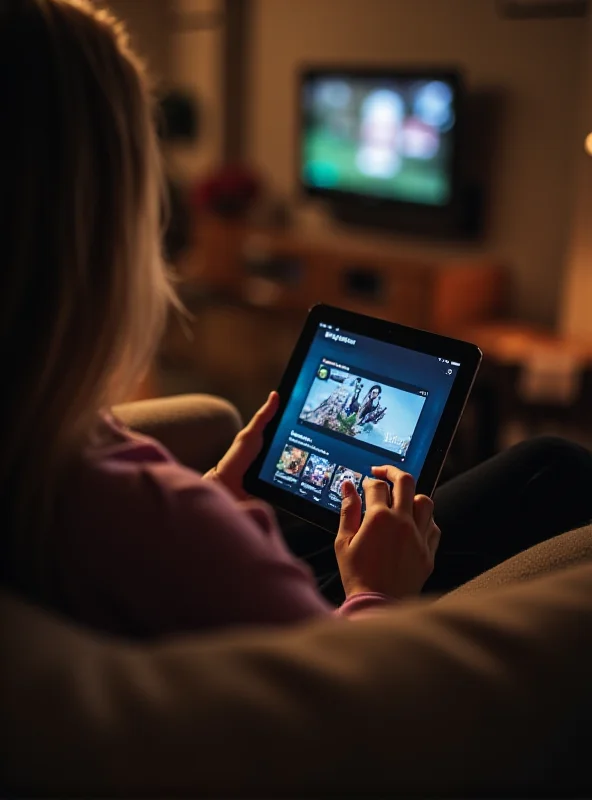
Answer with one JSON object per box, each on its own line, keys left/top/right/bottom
{"left": 257, "top": 320, "right": 461, "bottom": 514}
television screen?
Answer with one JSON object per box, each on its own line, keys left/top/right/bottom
{"left": 300, "top": 69, "right": 461, "bottom": 208}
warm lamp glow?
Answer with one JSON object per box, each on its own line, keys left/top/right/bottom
{"left": 586, "top": 132, "right": 592, "bottom": 157}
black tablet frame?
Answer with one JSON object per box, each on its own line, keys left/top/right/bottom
{"left": 244, "top": 304, "right": 482, "bottom": 534}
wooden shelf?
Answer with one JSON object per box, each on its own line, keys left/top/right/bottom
{"left": 182, "top": 216, "right": 507, "bottom": 336}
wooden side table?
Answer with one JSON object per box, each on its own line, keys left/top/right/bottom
{"left": 460, "top": 322, "right": 592, "bottom": 452}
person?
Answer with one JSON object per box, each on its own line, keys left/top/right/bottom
{"left": 357, "top": 383, "right": 384, "bottom": 425}
{"left": 0, "top": 0, "right": 438, "bottom": 637}
{"left": 345, "top": 376, "right": 363, "bottom": 414}
{"left": 1, "top": 0, "right": 592, "bottom": 642}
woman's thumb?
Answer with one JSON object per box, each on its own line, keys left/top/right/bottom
{"left": 336, "top": 480, "right": 362, "bottom": 542}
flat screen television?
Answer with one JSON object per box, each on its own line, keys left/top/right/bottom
{"left": 298, "top": 67, "right": 468, "bottom": 235}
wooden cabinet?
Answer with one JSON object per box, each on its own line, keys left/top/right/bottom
{"left": 173, "top": 216, "right": 507, "bottom": 415}
{"left": 185, "top": 216, "right": 506, "bottom": 336}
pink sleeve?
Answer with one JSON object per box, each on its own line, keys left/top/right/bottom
{"left": 337, "top": 592, "right": 398, "bottom": 618}
{"left": 95, "top": 464, "right": 334, "bottom": 635}
{"left": 57, "top": 441, "right": 396, "bottom": 636}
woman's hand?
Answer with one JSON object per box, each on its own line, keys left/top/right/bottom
{"left": 203, "top": 392, "right": 280, "bottom": 500}
{"left": 335, "top": 465, "right": 441, "bottom": 600}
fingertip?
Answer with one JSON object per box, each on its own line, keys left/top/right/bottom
{"left": 343, "top": 480, "right": 362, "bottom": 500}
{"left": 413, "top": 494, "right": 434, "bottom": 516}
{"left": 260, "top": 391, "right": 279, "bottom": 417}
{"left": 269, "top": 391, "right": 280, "bottom": 408}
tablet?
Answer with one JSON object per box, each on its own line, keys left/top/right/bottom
{"left": 244, "top": 304, "right": 482, "bottom": 534}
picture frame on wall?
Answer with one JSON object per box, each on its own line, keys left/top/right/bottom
{"left": 497, "top": 0, "right": 588, "bottom": 18}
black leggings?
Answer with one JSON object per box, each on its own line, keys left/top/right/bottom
{"left": 278, "top": 436, "right": 592, "bottom": 604}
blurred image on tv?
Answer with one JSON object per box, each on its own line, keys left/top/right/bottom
{"left": 301, "top": 73, "right": 458, "bottom": 207}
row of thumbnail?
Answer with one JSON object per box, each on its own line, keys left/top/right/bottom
{"left": 274, "top": 443, "right": 363, "bottom": 497}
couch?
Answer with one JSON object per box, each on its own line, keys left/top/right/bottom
{"left": 1, "top": 394, "right": 592, "bottom": 797}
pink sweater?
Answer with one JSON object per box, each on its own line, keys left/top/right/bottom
{"left": 49, "top": 416, "right": 392, "bottom": 638}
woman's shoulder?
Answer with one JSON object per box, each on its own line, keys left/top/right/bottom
{"left": 62, "top": 413, "right": 234, "bottom": 528}
{"left": 50, "top": 416, "right": 296, "bottom": 636}
{"left": 88, "top": 411, "right": 177, "bottom": 466}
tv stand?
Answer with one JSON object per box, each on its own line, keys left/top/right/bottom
{"left": 187, "top": 215, "right": 505, "bottom": 335}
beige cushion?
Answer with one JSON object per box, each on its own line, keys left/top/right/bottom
{"left": 451, "top": 524, "right": 592, "bottom": 596}
{"left": 113, "top": 393, "right": 242, "bottom": 472}
{"left": 1, "top": 562, "right": 592, "bottom": 796}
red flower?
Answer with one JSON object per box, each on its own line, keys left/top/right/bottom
{"left": 192, "top": 165, "right": 262, "bottom": 216}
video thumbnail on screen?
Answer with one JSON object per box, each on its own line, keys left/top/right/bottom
{"left": 329, "top": 465, "right": 363, "bottom": 497}
{"left": 276, "top": 444, "right": 309, "bottom": 477}
{"left": 301, "top": 454, "right": 336, "bottom": 490}
{"left": 299, "top": 361, "right": 427, "bottom": 458}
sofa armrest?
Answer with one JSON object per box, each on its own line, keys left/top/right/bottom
{"left": 2, "top": 563, "right": 592, "bottom": 796}
{"left": 113, "top": 393, "right": 242, "bottom": 473}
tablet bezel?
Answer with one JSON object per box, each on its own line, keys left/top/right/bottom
{"left": 244, "top": 304, "right": 482, "bottom": 534}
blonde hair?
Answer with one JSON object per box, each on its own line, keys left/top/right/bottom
{"left": 0, "top": 0, "right": 176, "bottom": 588}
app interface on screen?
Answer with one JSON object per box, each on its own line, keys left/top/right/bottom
{"left": 258, "top": 322, "right": 460, "bottom": 514}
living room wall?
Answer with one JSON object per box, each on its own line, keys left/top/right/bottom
{"left": 109, "top": 0, "right": 224, "bottom": 176}
{"left": 562, "top": 7, "right": 592, "bottom": 339}
{"left": 247, "top": 0, "right": 588, "bottom": 327}
{"left": 108, "top": 0, "right": 172, "bottom": 81}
